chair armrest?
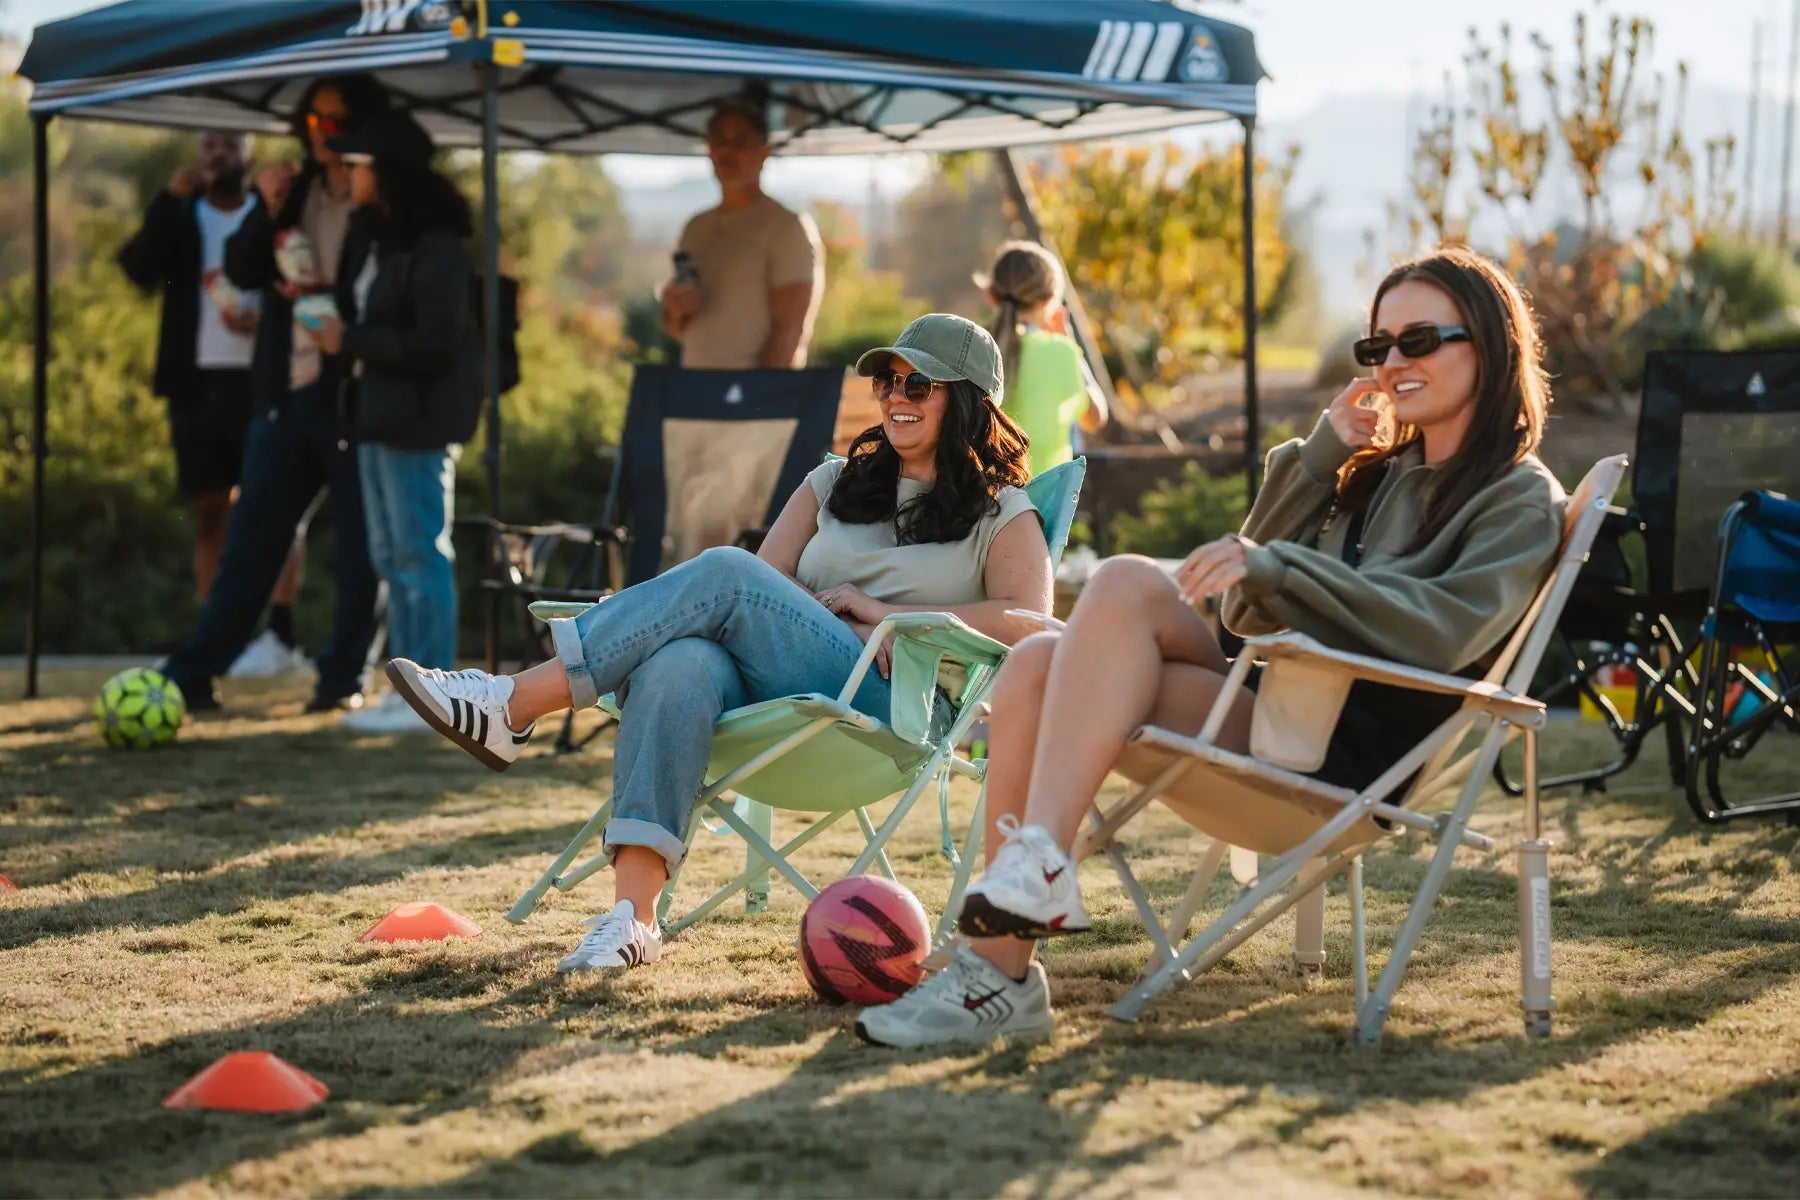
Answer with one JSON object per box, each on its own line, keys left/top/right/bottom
{"left": 837, "top": 612, "right": 1013, "bottom": 743}
{"left": 456, "top": 515, "right": 627, "bottom": 546}
{"left": 1247, "top": 632, "right": 1546, "bottom": 728}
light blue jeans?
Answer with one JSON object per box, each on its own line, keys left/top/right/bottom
{"left": 359, "top": 442, "right": 458, "bottom": 670}
{"left": 548, "top": 546, "right": 894, "bottom": 870}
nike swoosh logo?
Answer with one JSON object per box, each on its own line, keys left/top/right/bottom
{"left": 1043, "top": 866, "right": 1065, "bottom": 884}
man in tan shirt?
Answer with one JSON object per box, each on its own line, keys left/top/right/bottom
{"left": 660, "top": 98, "right": 824, "bottom": 369}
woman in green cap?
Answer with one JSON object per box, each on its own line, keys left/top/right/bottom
{"left": 385, "top": 312, "right": 1050, "bottom": 976}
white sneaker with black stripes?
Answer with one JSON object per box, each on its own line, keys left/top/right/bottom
{"left": 556, "top": 900, "right": 663, "bottom": 975}
{"left": 384, "top": 659, "right": 535, "bottom": 771}
{"left": 855, "top": 944, "right": 1054, "bottom": 1048}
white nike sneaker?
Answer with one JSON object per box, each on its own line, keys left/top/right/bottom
{"left": 384, "top": 659, "right": 535, "bottom": 771}
{"left": 855, "top": 944, "right": 1054, "bottom": 1048}
{"left": 957, "top": 815, "right": 1092, "bottom": 939}
{"left": 226, "top": 629, "right": 311, "bottom": 679}
{"left": 338, "top": 690, "right": 433, "bottom": 735}
{"left": 556, "top": 900, "right": 664, "bottom": 975}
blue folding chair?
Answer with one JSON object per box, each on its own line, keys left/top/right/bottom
{"left": 1685, "top": 489, "right": 1800, "bottom": 822}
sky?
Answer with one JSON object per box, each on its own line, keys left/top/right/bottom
{"left": 3, "top": 0, "right": 1787, "bottom": 226}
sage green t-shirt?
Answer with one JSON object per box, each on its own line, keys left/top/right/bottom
{"left": 1006, "top": 329, "right": 1089, "bottom": 476}
{"left": 795, "top": 459, "right": 1040, "bottom": 604}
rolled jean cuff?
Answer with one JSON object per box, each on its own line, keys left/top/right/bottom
{"left": 550, "top": 617, "right": 600, "bottom": 709}
{"left": 602, "top": 816, "right": 689, "bottom": 872}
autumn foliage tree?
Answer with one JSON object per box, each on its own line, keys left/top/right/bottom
{"left": 1028, "top": 140, "right": 1301, "bottom": 412}
{"left": 1399, "top": 6, "right": 1739, "bottom": 407}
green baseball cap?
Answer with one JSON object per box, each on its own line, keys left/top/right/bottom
{"left": 855, "top": 313, "right": 1004, "bottom": 400}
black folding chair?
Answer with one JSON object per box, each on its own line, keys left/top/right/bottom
{"left": 1503, "top": 350, "right": 1800, "bottom": 805}
{"left": 473, "top": 364, "right": 843, "bottom": 751}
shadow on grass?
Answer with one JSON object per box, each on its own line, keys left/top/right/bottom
{"left": 1574, "top": 1068, "right": 1800, "bottom": 1198}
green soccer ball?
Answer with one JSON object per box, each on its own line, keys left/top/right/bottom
{"left": 94, "top": 667, "right": 186, "bottom": 749}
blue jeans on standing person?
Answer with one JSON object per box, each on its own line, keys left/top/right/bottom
{"left": 359, "top": 442, "right": 458, "bottom": 670}
{"left": 161, "top": 386, "right": 381, "bottom": 708}
{"left": 546, "top": 546, "right": 895, "bottom": 871}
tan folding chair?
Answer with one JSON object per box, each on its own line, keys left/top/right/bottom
{"left": 1073, "top": 455, "right": 1628, "bottom": 1044}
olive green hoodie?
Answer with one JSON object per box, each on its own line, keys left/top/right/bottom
{"left": 1222, "top": 414, "right": 1566, "bottom": 674}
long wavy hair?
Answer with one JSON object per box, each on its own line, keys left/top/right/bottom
{"left": 367, "top": 159, "right": 473, "bottom": 249}
{"left": 828, "top": 378, "right": 1031, "bottom": 544}
{"left": 1336, "top": 246, "right": 1551, "bottom": 553}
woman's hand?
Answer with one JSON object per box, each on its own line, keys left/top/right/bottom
{"left": 1175, "top": 534, "right": 1257, "bottom": 604}
{"left": 845, "top": 619, "right": 895, "bottom": 680}
{"left": 312, "top": 315, "right": 344, "bottom": 355}
{"left": 1325, "top": 376, "right": 1386, "bottom": 450}
{"left": 815, "top": 582, "right": 889, "bottom": 626}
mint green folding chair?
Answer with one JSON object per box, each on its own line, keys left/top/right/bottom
{"left": 505, "top": 458, "right": 1086, "bottom": 938}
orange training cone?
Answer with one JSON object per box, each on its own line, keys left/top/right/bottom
{"left": 0, "top": 874, "right": 16, "bottom": 890}
{"left": 358, "top": 901, "right": 481, "bottom": 943}
{"left": 162, "top": 1051, "right": 328, "bottom": 1112}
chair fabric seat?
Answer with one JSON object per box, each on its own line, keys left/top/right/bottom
{"left": 1113, "top": 726, "right": 1384, "bottom": 859}
{"left": 597, "top": 691, "right": 937, "bottom": 813}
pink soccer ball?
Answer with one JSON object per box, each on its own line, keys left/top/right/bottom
{"left": 799, "top": 876, "right": 932, "bottom": 1006}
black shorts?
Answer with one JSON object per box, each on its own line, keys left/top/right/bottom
{"left": 1244, "top": 666, "right": 1464, "bottom": 795}
{"left": 168, "top": 369, "right": 254, "bottom": 499}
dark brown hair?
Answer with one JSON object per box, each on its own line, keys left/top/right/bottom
{"left": 1336, "top": 246, "right": 1551, "bottom": 552}
{"left": 828, "top": 379, "right": 1031, "bottom": 544}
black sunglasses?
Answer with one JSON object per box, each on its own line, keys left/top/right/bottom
{"left": 1352, "top": 324, "right": 1470, "bottom": 367}
{"left": 870, "top": 368, "right": 939, "bottom": 403}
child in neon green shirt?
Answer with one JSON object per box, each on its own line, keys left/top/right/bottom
{"left": 979, "top": 241, "right": 1108, "bottom": 476}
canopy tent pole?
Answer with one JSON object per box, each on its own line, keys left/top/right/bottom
{"left": 994, "top": 149, "right": 1119, "bottom": 418}
{"left": 480, "top": 57, "right": 503, "bottom": 673}
{"left": 26, "top": 115, "right": 50, "bottom": 700}
{"left": 1240, "top": 115, "right": 1260, "bottom": 504}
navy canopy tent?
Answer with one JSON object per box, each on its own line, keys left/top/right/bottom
{"left": 17, "top": 0, "right": 1265, "bottom": 692}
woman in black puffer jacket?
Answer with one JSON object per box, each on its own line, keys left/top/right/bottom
{"left": 314, "top": 109, "right": 480, "bottom": 732}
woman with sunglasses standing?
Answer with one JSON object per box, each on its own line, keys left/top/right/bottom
{"left": 858, "top": 246, "right": 1566, "bottom": 1049}
{"left": 156, "top": 75, "right": 392, "bottom": 718}
{"left": 384, "top": 313, "right": 1052, "bottom": 976}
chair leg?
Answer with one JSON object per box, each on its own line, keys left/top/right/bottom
{"left": 744, "top": 799, "right": 773, "bottom": 913}
{"left": 848, "top": 746, "right": 948, "bottom": 876}
{"left": 935, "top": 782, "right": 987, "bottom": 947}
{"left": 1293, "top": 857, "right": 1329, "bottom": 980}
{"left": 506, "top": 799, "right": 614, "bottom": 924}
{"left": 1165, "top": 840, "right": 1230, "bottom": 953}
{"left": 1353, "top": 726, "right": 1508, "bottom": 1045}
{"left": 853, "top": 807, "right": 898, "bottom": 881}
{"left": 663, "top": 804, "right": 848, "bottom": 935}
{"left": 1349, "top": 855, "right": 1368, "bottom": 1011}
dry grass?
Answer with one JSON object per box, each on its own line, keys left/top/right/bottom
{"left": 4, "top": 669, "right": 1799, "bottom": 1199}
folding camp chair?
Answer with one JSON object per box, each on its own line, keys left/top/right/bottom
{"left": 1504, "top": 349, "right": 1800, "bottom": 798}
{"left": 504, "top": 458, "right": 1087, "bottom": 937}
{"left": 1683, "top": 489, "right": 1800, "bottom": 822}
{"left": 471, "top": 365, "right": 843, "bottom": 748}
{"left": 1072, "top": 455, "right": 1626, "bottom": 1044}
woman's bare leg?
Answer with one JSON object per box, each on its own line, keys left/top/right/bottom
{"left": 503, "top": 659, "right": 575, "bottom": 731}
{"left": 1022, "top": 556, "right": 1235, "bottom": 847}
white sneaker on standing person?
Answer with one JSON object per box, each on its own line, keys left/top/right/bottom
{"left": 226, "top": 627, "right": 313, "bottom": 678}
{"left": 339, "top": 688, "right": 431, "bottom": 734}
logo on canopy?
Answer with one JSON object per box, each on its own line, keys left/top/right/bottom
{"left": 1179, "top": 28, "right": 1228, "bottom": 83}
{"left": 347, "top": 0, "right": 454, "bottom": 37}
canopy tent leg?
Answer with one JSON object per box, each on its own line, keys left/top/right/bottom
{"left": 26, "top": 115, "right": 50, "bottom": 700}
{"left": 1241, "top": 115, "right": 1260, "bottom": 505}
{"left": 481, "top": 60, "right": 503, "bottom": 673}
{"left": 993, "top": 148, "right": 1121, "bottom": 419}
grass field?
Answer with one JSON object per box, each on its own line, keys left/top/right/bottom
{"left": 4, "top": 670, "right": 1799, "bottom": 1198}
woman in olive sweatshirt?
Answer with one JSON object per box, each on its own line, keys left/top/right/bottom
{"left": 859, "top": 245, "right": 1566, "bottom": 1049}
